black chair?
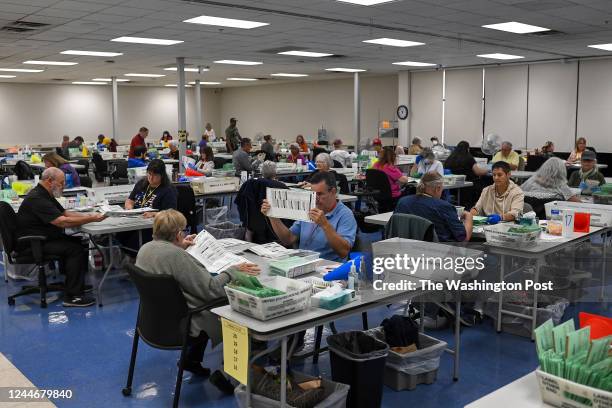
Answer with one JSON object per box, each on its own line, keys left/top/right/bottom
{"left": 525, "top": 155, "right": 548, "bottom": 172}
{"left": 0, "top": 202, "right": 63, "bottom": 308}
{"left": 13, "top": 161, "right": 35, "bottom": 180}
{"left": 110, "top": 161, "right": 130, "bottom": 186}
{"left": 122, "top": 264, "right": 227, "bottom": 408}
{"left": 312, "top": 147, "right": 327, "bottom": 160}
{"left": 364, "top": 168, "right": 396, "bottom": 213}
{"left": 330, "top": 170, "right": 349, "bottom": 194}
{"left": 524, "top": 195, "right": 555, "bottom": 220}
{"left": 79, "top": 176, "right": 93, "bottom": 188}
{"left": 76, "top": 159, "right": 89, "bottom": 175}
{"left": 213, "top": 157, "right": 227, "bottom": 169}
{"left": 332, "top": 159, "right": 343, "bottom": 169}
{"left": 175, "top": 184, "right": 198, "bottom": 234}
{"left": 92, "top": 152, "right": 109, "bottom": 182}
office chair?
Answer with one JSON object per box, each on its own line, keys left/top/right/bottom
{"left": 110, "top": 161, "right": 130, "bottom": 186}
{"left": 364, "top": 168, "right": 396, "bottom": 213}
{"left": 122, "top": 264, "right": 227, "bottom": 408}
{"left": 92, "top": 152, "right": 109, "bottom": 182}
{"left": 0, "top": 202, "right": 63, "bottom": 308}
{"left": 175, "top": 184, "right": 198, "bottom": 234}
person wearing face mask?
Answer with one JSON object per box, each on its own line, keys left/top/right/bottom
{"left": 471, "top": 161, "right": 524, "bottom": 222}
{"left": 16, "top": 167, "right": 106, "bottom": 307}
{"left": 411, "top": 147, "right": 444, "bottom": 177}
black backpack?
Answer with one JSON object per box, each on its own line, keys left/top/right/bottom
{"left": 14, "top": 161, "right": 35, "bottom": 180}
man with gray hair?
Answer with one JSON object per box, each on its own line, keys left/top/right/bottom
{"left": 16, "top": 167, "right": 106, "bottom": 307}
{"left": 492, "top": 141, "right": 520, "bottom": 170}
{"left": 395, "top": 172, "right": 473, "bottom": 242}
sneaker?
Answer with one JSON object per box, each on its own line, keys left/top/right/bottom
{"left": 209, "top": 370, "right": 235, "bottom": 395}
{"left": 83, "top": 284, "right": 94, "bottom": 294}
{"left": 63, "top": 295, "right": 95, "bottom": 307}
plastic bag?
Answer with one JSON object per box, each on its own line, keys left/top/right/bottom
{"left": 204, "top": 221, "right": 245, "bottom": 240}
{"left": 205, "top": 205, "right": 228, "bottom": 224}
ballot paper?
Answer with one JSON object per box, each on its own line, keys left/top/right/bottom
{"left": 99, "top": 205, "right": 156, "bottom": 217}
{"left": 186, "top": 230, "right": 249, "bottom": 274}
{"left": 266, "top": 187, "right": 316, "bottom": 222}
{"left": 216, "top": 238, "right": 255, "bottom": 254}
{"left": 248, "top": 242, "right": 298, "bottom": 259}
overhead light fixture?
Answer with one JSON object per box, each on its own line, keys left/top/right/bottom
{"left": 392, "top": 61, "right": 437, "bottom": 67}
{"left": 72, "top": 81, "right": 106, "bottom": 85}
{"left": 183, "top": 15, "right": 268, "bottom": 29}
{"left": 24, "top": 60, "right": 78, "bottom": 66}
{"left": 336, "top": 0, "right": 396, "bottom": 5}
{"left": 61, "top": 50, "right": 123, "bottom": 57}
{"left": 214, "top": 60, "right": 262, "bottom": 65}
{"left": 0, "top": 68, "right": 44, "bottom": 73}
{"left": 278, "top": 50, "right": 333, "bottom": 58}
{"left": 325, "top": 68, "right": 366, "bottom": 73}
{"left": 477, "top": 53, "right": 524, "bottom": 60}
{"left": 0, "top": 75, "right": 16, "bottom": 78}
{"left": 482, "top": 21, "right": 550, "bottom": 34}
{"left": 588, "top": 43, "right": 612, "bottom": 51}
{"left": 227, "top": 77, "right": 258, "bottom": 81}
{"left": 271, "top": 73, "right": 309, "bottom": 77}
{"left": 163, "top": 67, "right": 208, "bottom": 72}
{"left": 92, "top": 78, "right": 130, "bottom": 82}
{"left": 124, "top": 73, "right": 165, "bottom": 78}
{"left": 189, "top": 81, "right": 222, "bottom": 85}
{"left": 165, "top": 84, "right": 192, "bottom": 87}
{"left": 111, "top": 36, "right": 183, "bottom": 45}
{"left": 363, "top": 38, "right": 424, "bottom": 47}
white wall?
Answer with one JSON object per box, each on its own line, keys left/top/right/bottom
{"left": 218, "top": 75, "right": 398, "bottom": 145}
{"left": 409, "top": 70, "right": 443, "bottom": 143}
{"left": 577, "top": 59, "right": 612, "bottom": 150}
{"left": 444, "top": 68, "right": 483, "bottom": 147}
{"left": 0, "top": 83, "right": 220, "bottom": 147}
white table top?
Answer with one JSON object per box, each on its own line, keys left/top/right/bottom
{"left": 77, "top": 216, "right": 153, "bottom": 235}
{"left": 215, "top": 153, "right": 233, "bottom": 160}
{"left": 465, "top": 371, "right": 549, "bottom": 408}
{"left": 364, "top": 211, "right": 392, "bottom": 226}
{"left": 511, "top": 171, "right": 535, "bottom": 179}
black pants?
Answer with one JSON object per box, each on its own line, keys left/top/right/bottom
{"left": 116, "top": 230, "right": 153, "bottom": 256}
{"left": 187, "top": 332, "right": 209, "bottom": 363}
{"left": 42, "top": 236, "right": 87, "bottom": 297}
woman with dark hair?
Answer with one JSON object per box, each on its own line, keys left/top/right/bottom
{"left": 373, "top": 146, "right": 409, "bottom": 198}
{"left": 42, "top": 152, "right": 81, "bottom": 187}
{"left": 195, "top": 146, "right": 215, "bottom": 175}
{"left": 444, "top": 141, "right": 488, "bottom": 181}
{"left": 161, "top": 130, "right": 173, "bottom": 143}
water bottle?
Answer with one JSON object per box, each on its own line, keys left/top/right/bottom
{"left": 348, "top": 260, "right": 357, "bottom": 291}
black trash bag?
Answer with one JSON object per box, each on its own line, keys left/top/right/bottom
{"left": 327, "top": 331, "right": 389, "bottom": 360}
{"left": 380, "top": 315, "right": 420, "bottom": 348}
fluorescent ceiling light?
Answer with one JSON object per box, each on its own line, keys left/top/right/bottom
{"left": 0, "top": 75, "right": 16, "bottom": 78}
{"left": 477, "top": 53, "right": 524, "bottom": 60}
{"left": 124, "top": 73, "right": 165, "bottom": 77}
{"left": 72, "top": 81, "right": 106, "bottom": 85}
{"left": 163, "top": 67, "right": 208, "bottom": 72}
{"left": 482, "top": 21, "right": 550, "bottom": 34}
{"left": 325, "top": 68, "right": 366, "bottom": 72}
{"left": 214, "top": 60, "right": 262, "bottom": 65}
{"left": 183, "top": 15, "right": 268, "bottom": 29}
{"left": 271, "top": 73, "right": 309, "bottom": 77}
{"left": 111, "top": 36, "right": 183, "bottom": 45}
{"left": 227, "top": 77, "right": 258, "bottom": 81}
{"left": 189, "top": 81, "right": 222, "bottom": 85}
{"left": 24, "top": 60, "right": 78, "bottom": 66}
{"left": 588, "top": 43, "right": 612, "bottom": 51}
{"left": 392, "top": 61, "right": 437, "bottom": 67}
{"left": 336, "top": 0, "right": 396, "bottom": 5}
{"left": 363, "top": 38, "right": 424, "bottom": 47}
{"left": 278, "top": 50, "right": 332, "bottom": 57}
{"left": 0, "top": 68, "right": 43, "bottom": 73}
{"left": 61, "top": 50, "right": 123, "bottom": 57}
{"left": 165, "top": 84, "right": 192, "bottom": 87}
{"left": 92, "top": 78, "right": 130, "bottom": 82}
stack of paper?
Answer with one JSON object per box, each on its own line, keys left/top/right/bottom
{"left": 248, "top": 242, "right": 298, "bottom": 259}
{"left": 216, "top": 238, "right": 255, "bottom": 254}
{"left": 266, "top": 187, "right": 316, "bottom": 222}
{"left": 99, "top": 205, "right": 156, "bottom": 217}
{"left": 186, "top": 230, "right": 249, "bottom": 274}
{"left": 269, "top": 256, "right": 320, "bottom": 279}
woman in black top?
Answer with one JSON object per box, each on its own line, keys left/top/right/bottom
{"left": 444, "top": 141, "right": 489, "bottom": 208}
{"left": 120, "top": 160, "right": 178, "bottom": 255}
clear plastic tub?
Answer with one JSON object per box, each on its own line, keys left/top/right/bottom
{"left": 536, "top": 369, "right": 612, "bottom": 408}
{"left": 484, "top": 223, "right": 541, "bottom": 247}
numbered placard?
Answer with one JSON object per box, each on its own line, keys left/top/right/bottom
{"left": 221, "top": 318, "right": 249, "bottom": 385}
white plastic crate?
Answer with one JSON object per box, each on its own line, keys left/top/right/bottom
{"left": 536, "top": 369, "right": 612, "bottom": 408}
{"left": 483, "top": 223, "right": 541, "bottom": 247}
{"left": 224, "top": 276, "right": 312, "bottom": 321}
{"left": 190, "top": 176, "right": 239, "bottom": 194}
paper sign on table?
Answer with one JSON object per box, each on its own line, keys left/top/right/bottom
{"left": 222, "top": 318, "right": 249, "bottom": 385}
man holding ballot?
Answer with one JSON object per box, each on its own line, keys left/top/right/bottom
{"left": 261, "top": 171, "right": 357, "bottom": 262}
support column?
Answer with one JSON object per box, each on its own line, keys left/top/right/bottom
{"left": 111, "top": 76, "right": 118, "bottom": 141}
{"left": 398, "top": 71, "right": 410, "bottom": 147}
{"left": 195, "top": 78, "right": 202, "bottom": 140}
{"left": 354, "top": 72, "right": 361, "bottom": 151}
{"left": 176, "top": 57, "right": 187, "bottom": 173}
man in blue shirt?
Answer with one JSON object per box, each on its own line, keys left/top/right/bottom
{"left": 261, "top": 171, "right": 357, "bottom": 262}
{"left": 395, "top": 172, "right": 473, "bottom": 242}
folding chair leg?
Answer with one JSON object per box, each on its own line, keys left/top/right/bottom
{"left": 122, "top": 329, "right": 140, "bottom": 396}
{"left": 329, "top": 322, "right": 338, "bottom": 335}
{"left": 362, "top": 312, "right": 368, "bottom": 330}
{"left": 312, "top": 326, "right": 323, "bottom": 364}
{"left": 39, "top": 264, "right": 47, "bottom": 308}
{"left": 173, "top": 342, "right": 189, "bottom": 408}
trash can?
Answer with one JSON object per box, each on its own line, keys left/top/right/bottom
{"left": 327, "top": 331, "right": 389, "bottom": 408}
{"left": 204, "top": 221, "right": 245, "bottom": 240}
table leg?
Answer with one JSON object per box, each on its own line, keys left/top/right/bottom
{"left": 419, "top": 299, "right": 425, "bottom": 332}
{"left": 531, "top": 258, "right": 542, "bottom": 341}
{"left": 138, "top": 230, "right": 142, "bottom": 248}
{"left": 601, "top": 232, "right": 608, "bottom": 302}
{"left": 497, "top": 255, "right": 505, "bottom": 333}
{"left": 280, "top": 336, "right": 288, "bottom": 408}
{"left": 457, "top": 188, "right": 461, "bottom": 205}
{"left": 202, "top": 197, "right": 208, "bottom": 225}
{"left": 454, "top": 288, "right": 461, "bottom": 381}
{"left": 97, "top": 234, "right": 113, "bottom": 307}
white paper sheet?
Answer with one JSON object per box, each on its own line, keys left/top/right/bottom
{"left": 186, "top": 230, "right": 249, "bottom": 274}
{"left": 266, "top": 187, "right": 316, "bottom": 222}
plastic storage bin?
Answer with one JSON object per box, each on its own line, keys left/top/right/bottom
{"left": 483, "top": 223, "right": 541, "bottom": 247}
{"left": 234, "top": 371, "right": 350, "bottom": 408}
{"left": 224, "top": 276, "right": 312, "bottom": 321}
{"left": 204, "top": 221, "right": 245, "bottom": 240}
{"left": 366, "top": 328, "right": 447, "bottom": 391}
{"left": 327, "top": 331, "right": 389, "bottom": 408}
{"left": 536, "top": 369, "right": 612, "bottom": 408}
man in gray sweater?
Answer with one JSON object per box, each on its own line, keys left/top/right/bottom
{"left": 233, "top": 137, "right": 254, "bottom": 176}
{"left": 135, "top": 209, "right": 259, "bottom": 380}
